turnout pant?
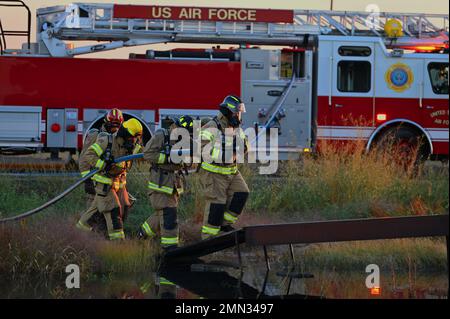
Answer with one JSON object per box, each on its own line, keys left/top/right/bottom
{"left": 199, "top": 169, "right": 249, "bottom": 239}
{"left": 77, "top": 182, "right": 126, "bottom": 240}
{"left": 141, "top": 191, "right": 180, "bottom": 248}
{"left": 84, "top": 179, "right": 96, "bottom": 209}
{"left": 85, "top": 193, "right": 95, "bottom": 209}
{"left": 81, "top": 193, "right": 106, "bottom": 233}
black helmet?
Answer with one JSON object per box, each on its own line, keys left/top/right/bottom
{"left": 220, "top": 95, "right": 243, "bottom": 113}
{"left": 175, "top": 115, "right": 194, "bottom": 134}
{"left": 219, "top": 95, "right": 246, "bottom": 127}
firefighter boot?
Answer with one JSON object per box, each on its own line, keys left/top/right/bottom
{"left": 104, "top": 207, "right": 125, "bottom": 241}
{"left": 201, "top": 202, "right": 226, "bottom": 240}
{"left": 139, "top": 211, "right": 160, "bottom": 239}
{"left": 160, "top": 207, "right": 179, "bottom": 250}
{"left": 76, "top": 203, "right": 98, "bottom": 232}
{"left": 222, "top": 191, "right": 249, "bottom": 232}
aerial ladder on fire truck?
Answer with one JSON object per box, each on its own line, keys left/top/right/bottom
{"left": 0, "top": 2, "right": 448, "bottom": 57}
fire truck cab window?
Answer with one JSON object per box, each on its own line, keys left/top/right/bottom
{"left": 337, "top": 61, "right": 371, "bottom": 93}
{"left": 338, "top": 46, "right": 372, "bottom": 57}
{"left": 428, "top": 63, "right": 449, "bottom": 95}
{"left": 79, "top": 8, "right": 89, "bottom": 18}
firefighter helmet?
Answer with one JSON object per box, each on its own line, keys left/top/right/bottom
{"left": 175, "top": 115, "right": 194, "bottom": 134}
{"left": 219, "top": 95, "right": 245, "bottom": 113}
{"left": 105, "top": 108, "right": 124, "bottom": 125}
{"left": 104, "top": 108, "right": 124, "bottom": 133}
{"left": 122, "top": 118, "right": 143, "bottom": 137}
{"left": 219, "top": 95, "right": 246, "bottom": 127}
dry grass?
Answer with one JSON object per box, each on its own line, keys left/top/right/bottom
{"left": 247, "top": 140, "right": 448, "bottom": 220}
{"left": 0, "top": 217, "right": 158, "bottom": 284}
{"left": 0, "top": 218, "right": 95, "bottom": 282}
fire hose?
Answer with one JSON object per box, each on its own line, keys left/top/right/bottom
{"left": 0, "top": 153, "right": 145, "bottom": 224}
{"left": 250, "top": 72, "right": 296, "bottom": 146}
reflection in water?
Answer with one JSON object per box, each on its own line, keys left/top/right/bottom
{"left": 158, "top": 264, "right": 320, "bottom": 299}
{"left": 1, "top": 259, "right": 447, "bottom": 299}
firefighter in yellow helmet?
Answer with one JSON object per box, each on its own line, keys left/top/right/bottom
{"left": 78, "top": 108, "right": 124, "bottom": 232}
{"left": 138, "top": 115, "right": 194, "bottom": 251}
{"left": 76, "top": 118, "right": 143, "bottom": 240}
{"left": 199, "top": 95, "right": 249, "bottom": 239}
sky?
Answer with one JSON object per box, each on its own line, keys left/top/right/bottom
{"left": 1, "top": 0, "right": 448, "bottom": 58}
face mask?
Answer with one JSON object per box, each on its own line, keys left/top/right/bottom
{"left": 109, "top": 125, "right": 120, "bottom": 134}
{"left": 105, "top": 121, "right": 121, "bottom": 134}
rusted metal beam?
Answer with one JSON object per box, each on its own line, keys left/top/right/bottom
{"left": 165, "top": 215, "right": 448, "bottom": 264}
{"left": 244, "top": 214, "right": 449, "bottom": 246}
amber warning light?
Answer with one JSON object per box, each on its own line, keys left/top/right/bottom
{"left": 376, "top": 113, "right": 387, "bottom": 122}
{"left": 370, "top": 287, "right": 381, "bottom": 295}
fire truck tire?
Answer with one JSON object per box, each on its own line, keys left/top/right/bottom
{"left": 376, "top": 126, "right": 429, "bottom": 167}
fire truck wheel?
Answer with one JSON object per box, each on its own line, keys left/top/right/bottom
{"left": 376, "top": 126, "right": 429, "bottom": 170}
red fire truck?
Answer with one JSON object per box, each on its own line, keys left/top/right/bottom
{"left": 0, "top": 2, "right": 448, "bottom": 161}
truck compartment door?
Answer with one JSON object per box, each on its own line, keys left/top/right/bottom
{"left": 46, "top": 108, "right": 79, "bottom": 148}
{"left": 0, "top": 106, "right": 42, "bottom": 146}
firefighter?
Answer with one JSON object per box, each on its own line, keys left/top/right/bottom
{"left": 76, "top": 118, "right": 143, "bottom": 240}
{"left": 199, "top": 95, "right": 250, "bottom": 240}
{"left": 138, "top": 115, "right": 195, "bottom": 251}
{"left": 78, "top": 109, "right": 124, "bottom": 231}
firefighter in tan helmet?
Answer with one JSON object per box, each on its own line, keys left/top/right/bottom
{"left": 199, "top": 95, "right": 250, "bottom": 239}
{"left": 76, "top": 118, "right": 143, "bottom": 240}
{"left": 138, "top": 115, "right": 195, "bottom": 251}
{"left": 78, "top": 108, "right": 125, "bottom": 231}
